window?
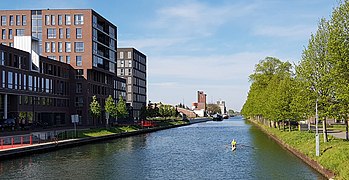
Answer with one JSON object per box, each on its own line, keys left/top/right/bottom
{"left": 2, "top": 71, "right": 5, "bottom": 88}
{"left": 65, "top": 42, "right": 71, "bottom": 52}
{"left": 28, "top": 75, "right": 32, "bottom": 91}
{"left": 51, "top": 15, "right": 55, "bottom": 25}
{"left": 110, "top": 50, "right": 115, "bottom": 61}
{"left": 58, "top": 15, "right": 62, "bottom": 25}
{"left": 66, "top": 56, "right": 70, "bottom": 64}
{"left": 51, "top": 42, "right": 56, "bottom": 52}
{"left": 45, "top": 15, "right": 50, "bottom": 25}
{"left": 76, "top": 56, "right": 82, "bottom": 66}
{"left": 74, "top": 42, "right": 84, "bottom": 52}
{"left": 120, "top": 52, "right": 124, "bottom": 59}
{"left": 76, "top": 83, "right": 82, "bottom": 93}
{"left": 16, "top": 29, "right": 25, "bottom": 36}
{"left": 1, "top": 16, "right": 6, "bottom": 26}
{"left": 1, "top": 51, "right": 5, "bottom": 65}
{"left": 22, "top": 15, "right": 26, "bottom": 25}
{"left": 47, "top": 28, "right": 56, "bottom": 38}
{"left": 127, "top": 52, "right": 132, "bottom": 59}
{"left": 45, "top": 42, "right": 50, "bottom": 52}
{"left": 75, "top": 69, "right": 83, "bottom": 79}
{"left": 93, "top": 15, "right": 97, "bottom": 27}
{"left": 109, "top": 62, "right": 115, "bottom": 73}
{"left": 59, "top": 28, "right": 63, "bottom": 38}
{"left": 46, "top": 78, "right": 50, "bottom": 93}
{"left": 75, "top": 96, "right": 83, "bottom": 107}
{"left": 120, "top": 60, "right": 124, "bottom": 67}
{"left": 8, "top": 71, "right": 13, "bottom": 89}
{"left": 58, "top": 42, "right": 62, "bottom": 52}
{"left": 23, "top": 74, "right": 26, "bottom": 90}
{"left": 76, "top": 28, "right": 82, "bottom": 38}
{"left": 109, "top": 26, "right": 115, "bottom": 38}
{"left": 66, "top": 28, "right": 70, "bottom": 38}
{"left": 74, "top": 14, "right": 84, "bottom": 25}
{"left": 8, "top": 29, "right": 12, "bottom": 39}
{"left": 128, "top": 60, "right": 132, "bottom": 67}
{"left": 59, "top": 56, "right": 63, "bottom": 62}
{"left": 1, "top": 29, "right": 5, "bottom": 39}
{"left": 16, "top": 15, "right": 20, "bottom": 25}
{"left": 9, "top": 15, "right": 14, "bottom": 26}
{"left": 65, "top": 15, "right": 71, "bottom": 25}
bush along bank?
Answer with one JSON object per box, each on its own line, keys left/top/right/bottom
{"left": 247, "top": 118, "right": 349, "bottom": 180}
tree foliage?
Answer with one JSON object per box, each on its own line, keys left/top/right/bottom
{"left": 242, "top": 0, "right": 349, "bottom": 140}
{"left": 90, "top": 95, "right": 101, "bottom": 118}
{"left": 207, "top": 103, "right": 221, "bottom": 115}
{"left": 105, "top": 95, "right": 117, "bottom": 118}
{"left": 116, "top": 95, "right": 128, "bottom": 118}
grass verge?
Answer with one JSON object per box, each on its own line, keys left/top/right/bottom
{"left": 252, "top": 120, "right": 349, "bottom": 180}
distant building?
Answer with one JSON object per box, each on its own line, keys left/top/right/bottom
{"left": 117, "top": 48, "right": 147, "bottom": 120}
{"left": 197, "top": 91, "right": 206, "bottom": 110}
{"left": 192, "top": 91, "right": 207, "bottom": 117}
{"left": 217, "top": 100, "right": 226, "bottom": 115}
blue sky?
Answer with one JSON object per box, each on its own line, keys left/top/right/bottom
{"left": 2, "top": 0, "right": 336, "bottom": 111}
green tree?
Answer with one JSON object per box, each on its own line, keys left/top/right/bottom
{"left": 105, "top": 95, "right": 117, "bottom": 127}
{"left": 228, "top": 109, "right": 235, "bottom": 116}
{"left": 242, "top": 57, "right": 293, "bottom": 128}
{"left": 116, "top": 95, "right": 128, "bottom": 118}
{"left": 207, "top": 103, "right": 221, "bottom": 115}
{"left": 90, "top": 95, "right": 101, "bottom": 126}
{"left": 105, "top": 95, "right": 117, "bottom": 118}
{"left": 328, "top": 0, "right": 349, "bottom": 140}
{"left": 296, "top": 18, "right": 333, "bottom": 142}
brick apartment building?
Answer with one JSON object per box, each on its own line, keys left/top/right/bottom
{"left": 0, "top": 9, "right": 135, "bottom": 127}
{"left": 117, "top": 48, "right": 147, "bottom": 119}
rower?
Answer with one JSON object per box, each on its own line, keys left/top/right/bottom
{"left": 231, "top": 139, "right": 237, "bottom": 150}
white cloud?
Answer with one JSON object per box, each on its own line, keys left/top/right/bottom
{"left": 148, "top": 51, "right": 272, "bottom": 81}
{"left": 151, "top": 1, "right": 258, "bottom": 36}
{"left": 252, "top": 25, "right": 317, "bottom": 39}
{"left": 147, "top": 51, "right": 273, "bottom": 110}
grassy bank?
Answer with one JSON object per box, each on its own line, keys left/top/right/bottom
{"left": 59, "top": 119, "right": 188, "bottom": 138}
{"left": 251, "top": 119, "right": 349, "bottom": 179}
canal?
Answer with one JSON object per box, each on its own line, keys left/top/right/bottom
{"left": 0, "top": 116, "right": 325, "bottom": 179}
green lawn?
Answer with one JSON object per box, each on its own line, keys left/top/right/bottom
{"left": 255, "top": 121, "right": 349, "bottom": 180}
{"left": 58, "top": 119, "right": 188, "bottom": 139}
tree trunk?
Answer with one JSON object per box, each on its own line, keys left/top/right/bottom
{"left": 307, "top": 119, "right": 311, "bottom": 131}
{"left": 323, "top": 118, "right": 328, "bottom": 142}
{"left": 345, "top": 120, "right": 349, "bottom": 141}
{"left": 288, "top": 120, "right": 291, "bottom": 132}
{"left": 283, "top": 120, "right": 285, "bottom": 131}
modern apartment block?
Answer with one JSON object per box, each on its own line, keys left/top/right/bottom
{"left": 117, "top": 48, "right": 146, "bottom": 119}
{"left": 0, "top": 44, "right": 73, "bottom": 127}
{"left": 0, "top": 9, "right": 127, "bottom": 127}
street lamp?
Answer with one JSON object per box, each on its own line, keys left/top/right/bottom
{"left": 315, "top": 98, "right": 320, "bottom": 156}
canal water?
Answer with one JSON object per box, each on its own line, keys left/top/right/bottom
{"left": 0, "top": 116, "right": 325, "bottom": 179}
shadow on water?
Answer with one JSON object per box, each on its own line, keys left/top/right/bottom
{"left": 0, "top": 116, "right": 325, "bottom": 180}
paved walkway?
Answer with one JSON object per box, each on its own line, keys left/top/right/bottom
{"left": 328, "top": 131, "right": 348, "bottom": 139}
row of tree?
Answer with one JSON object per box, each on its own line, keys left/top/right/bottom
{"left": 89, "top": 95, "right": 128, "bottom": 126}
{"left": 140, "top": 102, "right": 179, "bottom": 120}
{"left": 241, "top": 1, "right": 349, "bottom": 141}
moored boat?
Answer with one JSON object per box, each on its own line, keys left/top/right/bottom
{"left": 212, "top": 114, "right": 223, "bottom": 121}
